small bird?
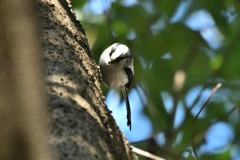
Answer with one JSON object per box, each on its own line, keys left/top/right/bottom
{"left": 99, "top": 43, "right": 134, "bottom": 130}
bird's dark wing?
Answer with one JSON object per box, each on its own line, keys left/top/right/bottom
{"left": 124, "top": 67, "right": 134, "bottom": 90}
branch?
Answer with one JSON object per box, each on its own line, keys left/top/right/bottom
{"left": 191, "top": 83, "right": 222, "bottom": 159}
{"left": 131, "top": 145, "right": 165, "bottom": 160}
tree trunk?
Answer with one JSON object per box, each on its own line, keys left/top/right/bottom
{"left": 38, "top": 0, "right": 137, "bottom": 159}
{"left": 0, "top": 0, "right": 52, "bottom": 160}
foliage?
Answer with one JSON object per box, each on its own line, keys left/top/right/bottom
{"left": 72, "top": 0, "right": 240, "bottom": 159}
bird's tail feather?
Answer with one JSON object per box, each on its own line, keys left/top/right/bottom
{"left": 122, "top": 87, "right": 131, "bottom": 130}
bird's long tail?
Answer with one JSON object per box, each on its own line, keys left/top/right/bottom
{"left": 122, "top": 87, "right": 131, "bottom": 130}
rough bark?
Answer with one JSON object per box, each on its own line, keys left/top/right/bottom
{"left": 0, "top": 0, "right": 52, "bottom": 160}
{"left": 38, "top": 0, "right": 137, "bottom": 159}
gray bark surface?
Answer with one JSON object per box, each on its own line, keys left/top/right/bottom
{"left": 38, "top": 0, "right": 137, "bottom": 159}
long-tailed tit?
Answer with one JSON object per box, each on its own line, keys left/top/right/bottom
{"left": 99, "top": 43, "right": 134, "bottom": 130}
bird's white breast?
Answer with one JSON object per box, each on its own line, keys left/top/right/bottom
{"left": 100, "top": 63, "right": 128, "bottom": 89}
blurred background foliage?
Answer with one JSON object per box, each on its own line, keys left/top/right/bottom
{"left": 72, "top": 0, "right": 240, "bottom": 159}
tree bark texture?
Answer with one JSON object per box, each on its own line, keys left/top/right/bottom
{"left": 38, "top": 0, "right": 137, "bottom": 159}
{"left": 0, "top": 0, "right": 52, "bottom": 160}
